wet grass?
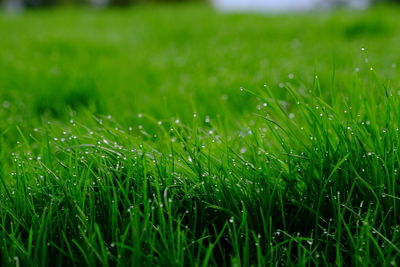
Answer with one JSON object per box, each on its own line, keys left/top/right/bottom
{"left": 1, "top": 3, "right": 400, "bottom": 266}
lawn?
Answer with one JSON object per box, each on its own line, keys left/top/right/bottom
{"left": 0, "top": 3, "right": 400, "bottom": 266}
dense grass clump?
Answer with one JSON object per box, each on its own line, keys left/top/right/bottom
{"left": 0, "top": 4, "right": 400, "bottom": 266}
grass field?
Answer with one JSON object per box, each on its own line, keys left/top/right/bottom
{"left": 1, "top": 3, "right": 400, "bottom": 266}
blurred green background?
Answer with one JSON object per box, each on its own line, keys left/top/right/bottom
{"left": 0, "top": 0, "right": 399, "bottom": 8}
{"left": 1, "top": 4, "right": 400, "bottom": 128}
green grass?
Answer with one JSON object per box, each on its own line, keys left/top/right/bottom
{"left": 1, "top": 3, "right": 400, "bottom": 266}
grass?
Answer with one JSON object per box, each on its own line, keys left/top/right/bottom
{"left": 1, "top": 3, "right": 400, "bottom": 266}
